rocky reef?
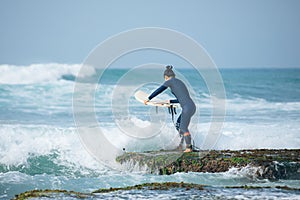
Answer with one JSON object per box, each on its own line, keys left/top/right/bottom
{"left": 12, "top": 182, "right": 204, "bottom": 200}
{"left": 13, "top": 182, "right": 300, "bottom": 200}
{"left": 12, "top": 149, "right": 300, "bottom": 199}
{"left": 116, "top": 149, "right": 300, "bottom": 180}
{"left": 13, "top": 189, "right": 91, "bottom": 200}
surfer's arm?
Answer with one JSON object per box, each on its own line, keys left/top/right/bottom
{"left": 148, "top": 85, "right": 167, "bottom": 100}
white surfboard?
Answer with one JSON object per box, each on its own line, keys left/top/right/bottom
{"left": 134, "top": 90, "right": 178, "bottom": 108}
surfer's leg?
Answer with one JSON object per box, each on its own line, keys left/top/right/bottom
{"left": 180, "top": 104, "right": 196, "bottom": 152}
{"left": 183, "top": 132, "right": 192, "bottom": 152}
{"left": 180, "top": 114, "right": 193, "bottom": 151}
{"left": 176, "top": 115, "right": 184, "bottom": 142}
{"left": 176, "top": 114, "right": 184, "bottom": 149}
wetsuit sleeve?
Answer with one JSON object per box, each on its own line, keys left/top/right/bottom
{"left": 148, "top": 85, "right": 167, "bottom": 100}
{"left": 170, "top": 99, "right": 179, "bottom": 103}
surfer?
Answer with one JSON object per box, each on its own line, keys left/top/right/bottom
{"left": 144, "top": 65, "right": 196, "bottom": 153}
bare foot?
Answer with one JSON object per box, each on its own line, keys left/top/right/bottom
{"left": 184, "top": 148, "right": 192, "bottom": 153}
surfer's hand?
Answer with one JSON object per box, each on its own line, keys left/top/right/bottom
{"left": 144, "top": 100, "right": 149, "bottom": 105}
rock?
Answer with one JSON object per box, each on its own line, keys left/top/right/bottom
{"left": 116, "top": 149, "right": 300, "bottom": 180}
{"left": 13, "top": 182, "right": 300, "bottom": 199}
{"left": 93, "top": 182, "right": 205, "bottom": 193}
{"left": 12, "top": 189, "right": 91, "bottom": 200}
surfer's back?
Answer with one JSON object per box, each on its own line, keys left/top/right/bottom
{"left": 163, "top": 77, "right": 194, "bottom": 106}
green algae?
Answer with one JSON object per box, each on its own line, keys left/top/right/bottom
{"left": 13, "top": 182, "right": 205, "bottom": 199}
{"left": 13, "top": 189, "right": 91, "bottom": 200}
{"left": 92, "top": 182, "right": 205, "bottom": 193}
{"left": 116, "top": 149, "right": 300, "bottom": 178}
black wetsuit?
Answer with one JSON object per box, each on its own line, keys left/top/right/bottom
{"left": 148, "top": 77, "right": 196, "bottom": 135}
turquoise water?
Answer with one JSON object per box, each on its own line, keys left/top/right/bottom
{"left": 0, "top": 64, "right": 299, "bottom": 199}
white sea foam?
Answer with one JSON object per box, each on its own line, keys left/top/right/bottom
{"left": 0, "top": 123, "right": 178, "bottom": 169}
{"left": 1, "top": 120, "right": 298, "bottom": 173}
{"left": 191, "top": 121, "right": 300, "bottom": 150}
{"left": 0, "top": 124, "right": 106, "bottom": 174}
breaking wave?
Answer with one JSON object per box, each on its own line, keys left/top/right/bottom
{"left": 0, "top": 63, "right": 95, "bottom": 84}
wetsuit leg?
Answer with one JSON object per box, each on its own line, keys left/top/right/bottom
{"left": 175, "top": 114, "right": 184, "bottom": 146}
{"left": 179, "top": 104, "right": 196, "bottom": 133}
{"left": 184, "top": 132, "right": 192, "bottom": 148}
{"left": 179, "top": 102, "right": 196, "bottom": 148}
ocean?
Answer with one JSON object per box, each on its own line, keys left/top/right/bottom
{"left": 0, "top": 64, "right": 299, "bottom": 199}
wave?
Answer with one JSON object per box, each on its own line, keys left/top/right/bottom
{"left": 1, "top": 121, "right": 299, "bottom": 174}
{"left": 0, "top": 124, "right": 107, "bottom": 177}
{"left": 0, "top": 63, "right": 95, "bottom": 84}
{"left": 0, "top": 123, "right": 179, "bottom": 175}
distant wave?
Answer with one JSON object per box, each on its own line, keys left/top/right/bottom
{"left": 0, "top": 63, "right": 95, "bottom": 84}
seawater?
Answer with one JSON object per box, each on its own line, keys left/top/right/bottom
{"left": 0, "top": 64, "right": 300, "bottom": 199}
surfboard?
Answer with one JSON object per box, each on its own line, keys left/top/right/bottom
{"left": 134, "top": 90, "right": 178, "bottom": 107}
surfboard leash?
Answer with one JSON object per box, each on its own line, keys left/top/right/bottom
{"left": 168, "top": 104, "right": 177, "bottom": 125}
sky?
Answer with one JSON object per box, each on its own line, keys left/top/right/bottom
{"left": 0, "top": 0, "right": 300, "bottom": 68}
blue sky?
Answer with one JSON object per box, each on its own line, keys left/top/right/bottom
{"left": 0, "top": 0, "right": 299, "bottom": 68}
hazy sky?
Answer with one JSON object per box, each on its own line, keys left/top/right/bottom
{"left": 0, "top": 0, "right": 299, "bottom": 68}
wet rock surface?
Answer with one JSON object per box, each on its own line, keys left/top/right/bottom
{"left": 116, "top": 149, "right": 300, "bottom": 180}
{"left": 13, "top": 182, "right": 300, "bottom": 200}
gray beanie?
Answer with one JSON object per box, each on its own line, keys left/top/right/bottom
{"left": 164, "top": 65, "right": 175, "bottom": 77}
